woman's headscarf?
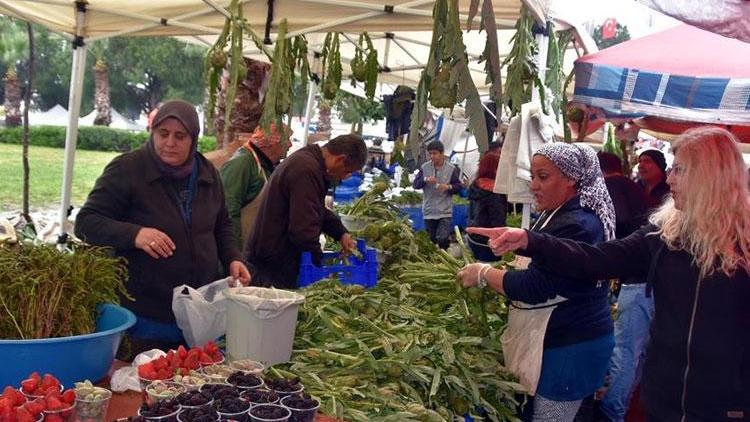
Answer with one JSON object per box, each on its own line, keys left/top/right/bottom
{"left": 147, "top": 100, "right": 200, "bottom": 180}
{"left": 535, "top": 143, "right": 616, "bottom": 240}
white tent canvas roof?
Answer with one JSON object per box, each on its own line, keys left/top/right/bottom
{"left": 79, "top": 109, "right": 145, "bottom": 131}
{"left": 28, "top": 104, "right": 70, "bottom": 126}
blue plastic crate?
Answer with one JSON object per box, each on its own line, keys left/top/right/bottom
{"left": 399, "top": 205, "right": 425, "bottom": 231}
{"left": 298, "top": 239, "right": 378, "bottom": 288}
{"left": 333, "top": 186, "right": 363, "bottom": 203}
{"left": 453, "top": 203, "right": 469, "bottom": 229}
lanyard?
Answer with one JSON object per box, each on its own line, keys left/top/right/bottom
{"left": 244, "top": 144, "right": 268, "bottom": 183}
{"left": 530, "top": 204, "right": 563, "bottom": 232}
{"left": 176, "top": 159, "right": 199, "bottom": 227}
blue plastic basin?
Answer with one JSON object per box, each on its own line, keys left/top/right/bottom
{"left": 0, "top": 303, "right": 135, "bottom": 388}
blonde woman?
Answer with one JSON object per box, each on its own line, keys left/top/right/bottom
{"left": 469, "top": 127, "right": 750, "bottom": 421}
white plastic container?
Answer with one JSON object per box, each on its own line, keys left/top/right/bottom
{"left": 225, "top": 287, "right": 305, "bottom": 366}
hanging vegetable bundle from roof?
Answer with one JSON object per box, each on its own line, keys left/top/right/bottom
{"left": 349, "top": 32, "right": 380, "bottom": 99}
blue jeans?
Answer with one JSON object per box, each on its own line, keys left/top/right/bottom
{"left": 601, "top": 283, "right": 654, "bottom": 422}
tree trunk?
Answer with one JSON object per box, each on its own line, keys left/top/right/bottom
{"left": 214, "top": 57, "right": 270, "bottom": 148}
{"left": 356, "top": 121, "right": 363, "bottom": 135}
{"left": 93, "top": 58, "right": 111, "bottom": 126}
{"left": 207, "top": 57, "right": 270, "bottom": 169}
{"left": 21, "top": 22, "right": 34, "bottom": 221}
{"left": 317, "top": 99, "right": 332, "bottom": 140}
{"left": 4, "top": 69, "right": 21, "bottom": 128}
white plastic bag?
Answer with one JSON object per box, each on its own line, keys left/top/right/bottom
{"left": 172, "top": 277, "right": 232, "bottom": 347}
{"left": 110, "top": 349, "right": 166, "bottom": 392}
{"left": 225, "top": 287, "right": 305, "bottom": 319}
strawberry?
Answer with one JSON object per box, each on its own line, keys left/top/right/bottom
{"left": 23, "top": 399, "right": 45, "bottom": 416}
{"left": 29, "top": 373, "right": 41, "bottom": 384}
{"left": 45, "top": 396, "right": 63, "bottom": 411}
{"left": 179, "top": 367, "right": 189, "bottom": 376}
{"left": 20, "top": 379, "right": 37, "bottom": 395}
{"left": 203, "top": 341, "right": 218, "bottom": 354}
{"left": 15, "top": 407, "right": 33, "bottom": 422}
{"left": 0, "top": 397, "right": 11, "bottom": 412}
{"left": 45, "top": 414, "right": 63, "bottom": 422}
{"left": 153, "top": 357, "right": 168, "bottom": 371}
{"left": 60, "top": 389, "right": 75, "bottom": 405}
{"left": 138, "top": 362, "right": 156, "bottom": 379}
{"left": 184, "top": 354, "right": 200, "bottom": 370}
{"left": 40, "top": 374, "right": 59, "bottom": 392}
{"left": 210, "top": 351, "right": 223, "bottom": 363}
{"left": 156, "top": 368, "right": 171, "bottom": 380}
{"left": 177, "top": 345, "right": 188, "bottom": 359}
{"left": 198, "top": 352, "right": 213, "bottom": 365}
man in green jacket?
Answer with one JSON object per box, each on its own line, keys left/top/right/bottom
{"left": 220, "top": 123, "right": 291, "bottom": 249}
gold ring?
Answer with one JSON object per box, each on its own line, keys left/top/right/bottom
{"left": 149, "top": 241, "right": 156, "bottom": 246}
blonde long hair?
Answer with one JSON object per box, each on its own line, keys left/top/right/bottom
{"left": 650, "top": 127, "right": 750, "bottom": 278}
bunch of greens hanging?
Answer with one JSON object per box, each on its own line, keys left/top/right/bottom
{"left": 409, "top": 0, "right": 489, "bottom": 156}
{"left": 320, "top": 32, "right": 342, "bottom": 100}
{"left": 544, "top": 23, "right": 574, "bottom": 121}
{"left": 259, "top": 19, "right": 307, "bottom": 132}
{"left": 502, "top": 6, "right": 537, "bottom": 117}
{"left": 349, "top": 32, "right": 380, "bottom": 99}
{"left": 467, "top": 0, "right": 502, "bottom": 107}
{"left": 203, "top": 0, "right": 269, "bottom": 132}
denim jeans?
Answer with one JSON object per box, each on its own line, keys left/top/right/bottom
{"left": 601, "top": 283, "right": 655, "bottom": 422}
{"left": 424, "top": 217, "right": 452, "bottom": 249}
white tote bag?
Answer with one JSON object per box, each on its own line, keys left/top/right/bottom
{"left": 500, "top": 206, "right": 566, "bottom": 395}
{"left": 500, "top": 296, "right": 566, "bottom": 395}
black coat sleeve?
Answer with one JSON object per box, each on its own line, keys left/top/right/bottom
{"left": 286, "top": 167, "right": 327, "bottom": 255}
{"left": 321, "top": 207, "right": 347, "bottom": 241}
{"left": 211, "top": 168, "right": 242, "bottom": 267}
{"left": 526, "top": 224, "right": 655, "bottom": 280}
{"left": 74, "top": 155, "right": 142, "bottom": 251}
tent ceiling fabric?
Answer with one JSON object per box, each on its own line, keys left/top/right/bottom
{"left": 0, "top": 0, "right": 530, "bottom": 39}
{"left": 638, "top": 0, "right": 750, "bottom": 43}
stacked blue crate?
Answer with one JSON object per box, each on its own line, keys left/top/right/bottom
{"left": 298, "top": 239, "right": 378, "bottom": 288}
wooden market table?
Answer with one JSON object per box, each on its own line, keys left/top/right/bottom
{"left": 103, "top": 361, "right": 341, "bottom": 422}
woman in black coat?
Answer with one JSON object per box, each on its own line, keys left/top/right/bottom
{"left": 471, "top": 127, "right": 750, "bottom": 421}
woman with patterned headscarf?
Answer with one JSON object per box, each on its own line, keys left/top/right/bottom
{"left": 220, "top": 123, "right": 292, "bottom": 249}
{"left": 466, "top": 128, "right": 750, "bottom": 422}
{"left": 458, "top": 142, "right": 616, "bottom": 421}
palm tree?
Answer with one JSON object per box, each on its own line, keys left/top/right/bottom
{"left": 0, "top": 18, "right": 27, "bottom": 128}
{"left": 93, "top": 57, "right": 111, "bottom": 126}
{"left": 3, "top": 69, "right": 21, "bottom": 127}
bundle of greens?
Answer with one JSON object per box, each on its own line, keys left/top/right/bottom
{"left": 321, "top": 32, "right": 343, "bottom": 101}
{"left": 337, "top": 182, "right": 401, "bottom": 221}
{"left": 502, "top": 7, "right": 537, "bottom": 117}
{"left": 349, "top": 32, "right": 380, "bottom": 99}
{"left": 0, "top": 243, "right": 129, "bottom": 339}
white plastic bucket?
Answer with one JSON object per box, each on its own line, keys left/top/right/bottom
{"left": 224, "top": 287, "right": 305, "bottom": 366}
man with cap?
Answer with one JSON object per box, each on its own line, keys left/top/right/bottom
{"left": 76, "top": 99, "right": 250, "bottom": 356}
{"left": 637, "top": 149, "right": 670, "bottom": 209}
{"left": 220, "top": 123, "right": 292, "bottom": 249}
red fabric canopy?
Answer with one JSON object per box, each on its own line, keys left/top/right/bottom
{"left": 579, "top": 24, "right": 750, "bottom": 78}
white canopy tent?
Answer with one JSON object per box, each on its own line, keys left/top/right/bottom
{"left": 1, "top": 0, "right": 551, "bottom": 242}
{"left": 79, "top": 108, "right": 145, "bottom": 131}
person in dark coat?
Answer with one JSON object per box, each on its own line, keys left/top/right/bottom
{"left": 596, "top": 152, "right": 652, "bottom": 421}
{"left": 459, "top": 143, "right": 616, "bottom": 421}
{"left": 75, "top": 100, "right": 250, "bottom": 354}
{"left": 245, "top": 134, "right": 368, "bottom": 289}
{"left": 467, "top": 152, "right": 507, "bottom": 262}
{"left": 474, "top": 127, "right": 750, "bottom": 422}
{"left": 637, "top": 149, "right": 670, "bottom": 209}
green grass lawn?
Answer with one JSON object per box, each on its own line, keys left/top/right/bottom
{"left": 0, "top": 143, "right": 119, "bottom": 211}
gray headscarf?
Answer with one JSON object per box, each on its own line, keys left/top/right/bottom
{"left": 535, "top": 143, "right": 616, "bottom": 241}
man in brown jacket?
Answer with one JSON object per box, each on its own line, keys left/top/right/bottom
{"left": 245, "top": 134, "right": 367, "bottom": 288}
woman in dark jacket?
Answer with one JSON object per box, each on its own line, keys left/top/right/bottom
{"left": 75, "top": 100, "right": 250, "bottom": 354}
{"left": 467, "top": 152, "right": 508, "bottom": 261}
{"left": 473, "top": 127, "right": 750, "bottom": 421}
{"left": 459, "top": 143, "right": 616, "bottom": 421}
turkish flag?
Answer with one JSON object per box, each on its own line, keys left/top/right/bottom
{"left": 602, "top": 18, "right": 617, "bottom": 39}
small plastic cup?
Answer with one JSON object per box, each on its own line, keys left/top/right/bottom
{"left": 21, "top": 384, "right": 63, "bottom": 401}
{"left": 174, "top": 374, "right": 208, "bottom": 391}
{"left": 137, "top": 406, "right": 180, "bottom": 422}
{"left": 248, "top": 405, "right": 291, "bottom": 422}
{"left": 267, "top": 385, "right": 303, "bottom": 399}
{"left": 228, "top": 360, "right": 265, "bottom": 376}
{"left": 43, "top": 403, "right": 77, "bottom": 422}
{"left": 175, "top": 390, "right": 214, "bottom": 410}
{"left": 75, "top": 387, "right": 112, "bottom": 422}
{"left": 228, "top": 375, "right": 264, "bottom": 393}
{"left": 215, "top": 399, "right": 251, "bottom": 422}
{"left": 279, "top": 395, "right": 320, "bottom": 422}
{"left": 200, "top": 365, "right": 235, "bottom": 384}
{"left": 145, "top": 382, "right": 186, "bottom": 406}
{"left": 239, "top": 389, "right": 279, "bottom": 407}
{"left": 176, "top": 406, "right": 220, "bottom": 422}
{"left": 200, "top": 354, "right": 226, "bottom": 368}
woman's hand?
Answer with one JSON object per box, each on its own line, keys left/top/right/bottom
{"left": 229, "top": 260, "right": 251, "bottom": 286}
{"left": 457, "top": 263, "right": 491, "bottom": 288}
{"left": 466, "top": 227, "right": 529, "bottom": 255}
{"left": 135, "top": 227, "right": 176, "bottom": 259}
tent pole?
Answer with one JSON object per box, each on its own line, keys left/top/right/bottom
{"left": 287, "top": 12, "right": 382, "bottom": 37}
{"left": 58, "top": 4, "right": 88, "bottom": 244}
{"left": 302, "top": 56, "right": 321, "bottom": 146}
{"left": 391, "top": 38, "right": 421, "bottom": 64}
{"left": 383, "top": 36, "right": 392, "bottom": 68}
